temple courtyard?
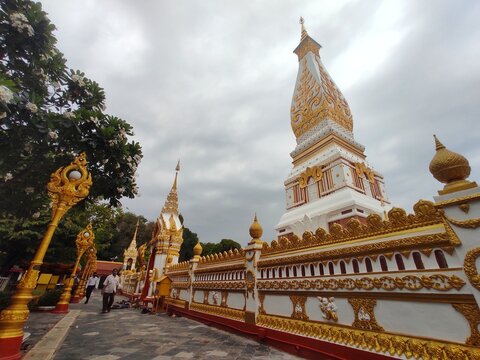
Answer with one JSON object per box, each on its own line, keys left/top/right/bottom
{"left": 21, "top": 293, "right": 301, "bottom": 360}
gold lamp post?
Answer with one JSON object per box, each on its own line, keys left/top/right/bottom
{"left": 0, "top": 153, "right": 92, "bottom": 360}
{"left": 72, "top": 244, "right": 97, "bottom": 303}
{"left": 53, "top": 224, "right": 94, "bottom": 313}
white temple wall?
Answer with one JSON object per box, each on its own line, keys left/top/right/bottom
{"left": 226, "top": 292, "right": 245, "bottom": 310}
{"left": 376, "top": 300, "right": 469, "bottom": 343}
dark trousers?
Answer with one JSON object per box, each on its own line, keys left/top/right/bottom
{"left": 102, "top": 292, "right": 115, "bottom": 312}
{"left": 85, "top": 285, "right": 95, "bottom": 303}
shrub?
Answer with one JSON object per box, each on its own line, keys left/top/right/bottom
{"left": 37, "top": 289, "right": 62, "bottom": 306}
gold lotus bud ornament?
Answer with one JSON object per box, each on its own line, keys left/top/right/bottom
{"left": 429, "top": 135, "right": 477, "bottom": 195}
{"left": 193, "top": 241, "right": 203, "bottom": 258}
{"left": 249, "top": 214, "right": 263, "bottom": 245}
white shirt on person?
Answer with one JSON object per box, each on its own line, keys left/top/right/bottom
{"left": 103, "top": 274, "right": 120, "bottom": 294}
{"left": 87, "top": 276, "right": 99, "bottom": 287}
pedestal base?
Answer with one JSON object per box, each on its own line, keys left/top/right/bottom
{"left": 51, "top": 303, "right": 69, "bottom": 314}
{"left": 70, "top": 296, "right": 80, "bottom": 304}
{"left": 0, "top": 336, "right": 23, "bottom": 360}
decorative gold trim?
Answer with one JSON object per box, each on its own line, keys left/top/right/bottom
{"left": 198, "top": 248, "right": 245, "bottom": 265}
{"left": 246, "top": 270, "right": 255, "bottom": 299}
{"left": 258, "top": 293, "right": 266, "bottom": 315}
{"left": 194, "top": 263, "right": 246, "bottom": 273}
{"left": 434, "top": 193, "right": 480, "bottom": 208}
{"left": 171, "top": 281, "right": 190, "bottom": 289}
{"left": 190, "top": 302, "right": 245, "bottom": 322}
{"left": 298, "top": 166, "right": 323, "bottom": 189}
{"left": 256, "top": 314, "right": 480, "bottom": 359}
{"left": 257, "top": 274, "right": 465, "bottom": 292}
{"left": 354, "top": 162, "right": 375, "bottom": 183}
{"left": 259, "top": 233, "right": 452, "bottom": 268}
{"left": 220, "top": 291, "right": 228, "bottom": 307}
{"left": 290, "top": 295, "right": 309, "bottom": 320}
{"left": 348, "top": 298, "right": 383, "bottom": 331}
{"left": 263, "top": 200, "right": 445, "bottom": 255}
{"left": 464, "top": 247, "right": 480, "bottom": 290}
{"left": 165, "top": 298, "right": 186, "bottom": 308}
{"left": 444, "top": 215, "right": 480, "bottom": 229}
{"left": 459, "top": 204, "right": 470, "bottom": 213}
{"left": 452, "top": 303, "right": 480, "bottom": 346}
{"left": 192, "top": 281, "right": 245, "bottom": 290}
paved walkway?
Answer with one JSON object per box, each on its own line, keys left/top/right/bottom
{"left": 23, "top": 291, "right": 301, "bottom": 360}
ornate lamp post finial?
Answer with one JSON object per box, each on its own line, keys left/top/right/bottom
{"left": 0, "top": 154, "right": 92, "bottom": 359}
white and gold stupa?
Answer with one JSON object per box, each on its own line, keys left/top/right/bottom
{"left": 149, "top": 161, "right": 183, "bottom": 277}
{"left": 276, "top": 19, "right": 390, "bottom": 237}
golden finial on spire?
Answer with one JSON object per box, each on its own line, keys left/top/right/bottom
{"left": 300, "top": 16, "right": 308, "bottom": 40}
{"left": 175, "top": 159, "right": 180, "bottom": 172}
{"left": 193, "top": 241, "right": 203, "bottom": 258}
{"left": 429, "top": 135, "right": 477, "bottom": 195}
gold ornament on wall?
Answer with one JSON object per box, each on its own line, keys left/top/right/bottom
{"left": 298, "top": 166, "right": 323, "bottom": 189}
{"left": 463, "top": 247, "right": 480, "bottom": 290}
{"left": 348, "top": 298, "right": 383, "bottom": 331}
{"left": 290, "top": 295, "right": 309, "bottom": 321}
{"left": 452, "top": 303, "right": 480, "bottom": 346}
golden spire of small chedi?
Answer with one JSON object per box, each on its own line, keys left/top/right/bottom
{"left": 122, "top": 219, "right": 139, "bottom": 272}
{"left": 429, "top": 135, "right": 477, "bottom": 195}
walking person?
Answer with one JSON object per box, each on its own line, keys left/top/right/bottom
{"left": 101, "top": 268, "right": 120, "bottom": 313}
{"left": 84, "top": 272, "right": 99, "bottom": 304}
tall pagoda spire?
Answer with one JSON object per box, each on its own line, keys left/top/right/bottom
{"left": 161, "top": 161, "right": 180, "bottom": 215}
{"left": 276, "top": 22, "right": 390, "bottom": 238}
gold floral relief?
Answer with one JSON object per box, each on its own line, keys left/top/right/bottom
{"left": 298, "top": 166, "right": 323, "bottom": 189}
{"left": 258, "top": 293, "right": 266, "bottom": 315}
{"left": 192, "top": 281, "right": 245, "bottom": 290}
{"left": 463, "top": 247, "right": 480, "bottom": 290}
{"left": 348, "top": 298, "right": 383, "bottom": 331}
{"left": 290, "top": 57, "right": 353, "bottom": 139}
{"left": 203, "top": 290, "right": 209, "bottom": 304}
{"left": 452, "top": 303, "right": 480, "bottom": 346}
{"left": 444, "top": 215, "right": 480, "bottom": 229}
{"left": 256, "top": 314, "right": 480, "bottom": 360}
{"left": 290, "top": 295, "right": 309, "bottom": 321}
{"left": 257, "top": 274, "right": 465, "bottom": 292}
{"left": 354, "top": 162, "right": 375, "bottom": 183}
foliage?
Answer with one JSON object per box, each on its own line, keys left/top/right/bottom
{"left": 36, "top": 288, "right": 61, "bottom": 306}
{"left": 178, "top": 227, "right": 199, "bottom": 262}
{"left": 0, "top": 0, "right": 143, "bottom": 219}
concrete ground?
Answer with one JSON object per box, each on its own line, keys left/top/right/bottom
{"left": 22, "top": 291, "right": 301, "bottom": 360}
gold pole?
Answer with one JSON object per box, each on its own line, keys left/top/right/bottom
{"left": 0, "top": 153, "right": 92, "bottom": 360}
{"left": 76, "top": 245, "right": 97, "bottom": 300}
{"left": 53, "top": 224, "right": 93, "bottom": 313}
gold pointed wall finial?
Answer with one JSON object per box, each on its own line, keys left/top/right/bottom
{"left": 249, "top": 213, "right": 263, "bottom": 244}
{"left": 161, "top": 162, "right": 180, "bottom": 214}
{"left": 429, "top": 135, "right": 477, "bottom": 195}
{"left": 300, "top": 17, "right": 308, "bottom": 40}
{"left": 193, "top": 241, "right": 203, "bottom": 257}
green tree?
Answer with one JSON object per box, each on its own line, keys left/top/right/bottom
{"left": 0, "top": 0, "right": 143, "bottom": 271}
{"left": 178, "top": 227, "right": 199, "bottom": 262}
{"left": 0, "top": 0, "right": 142, "bottom": 217}
{"left": 201, "top": 238, "right": 242, "bottom": 257}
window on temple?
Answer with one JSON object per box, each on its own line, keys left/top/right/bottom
{"left": 328, "top": 262, "right": 335, "bottom": 275}
{"left": 301, "top": 265, "right": 306, "bottom": 277}
{"left": 319, "top": 263, "right": 324, "bottom": 276}
{"left": 435, "top": 250, "right": 449, "bottom": 269}
{"left": 278, "top": 267, "right": 283, "bottom": 278}
{"left": 365, "top": 257, "right": 373, "bottom": 272}
{"left": 395, "top": 254, "right": 405, "bottom": 270}
{"left": 293, "top": 266, "right": 298, "bottom": 277}
{"left": 340, "top": 261, "right": 346, "bottom": 274}
{"left": 286, "top": 267, "right": 290, "bottom": 277}
{"left": 310, "top": 264, "right": 315, "bottom": 276}
{"left": 380, "top": 256, "right": 388, "bottom": 271}
{"left": 352, "top": 259, "right": 360, "bottom": 273}
{"left": 413, "top": 252, "right": 425, "bottom": 270}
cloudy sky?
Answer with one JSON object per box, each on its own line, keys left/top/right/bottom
{"left": 40, "top": 0, "right": 480, "bottom": 245}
